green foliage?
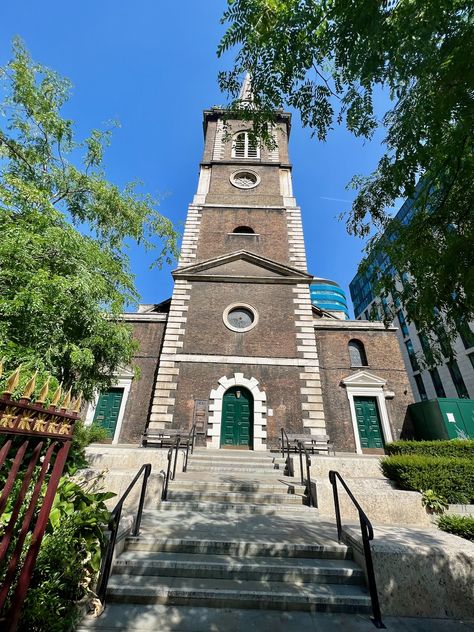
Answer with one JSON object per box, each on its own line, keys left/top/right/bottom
{"left": 0, "top": 39, "right": 178, "bottom": 397}
{"left": 18, "top": 474, "right": 114, "bottom": 632}
{"left": 438, "top": 514, "right": 474, "bottom": 543}
{"left": 66, "top": 419, "right": 109, "bottom": 473}
{"left": 386, "top": 439, "right": 474, "bottom": 459}
{"left": 218, "top": 1, "right": 474, "bottom": 345}
{"left": 421, "top": 489, "right": 449, "bottom": 514}
{"left": 381, "top": 454, "right": 474, "bottom": 504}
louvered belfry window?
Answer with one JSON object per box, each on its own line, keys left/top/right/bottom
{"left": 232, "top": 132, "right": 259, "bottom": 159}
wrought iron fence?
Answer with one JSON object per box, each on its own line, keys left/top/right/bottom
{"left": 0, "top": 365, "right": 81, "bottom": 631}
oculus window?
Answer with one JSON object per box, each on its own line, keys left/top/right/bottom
{"left": 230, "top": 170, "right": 260, "bottom": 189}
{"left": 223, "top": 303, "right": 258, "bottom": 333}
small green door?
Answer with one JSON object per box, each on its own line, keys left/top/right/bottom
{"left": 354, "top": 396, "right": 384, "bottom": 449}
{"left": 93, "top": 388, "right": 124, "bottom": 439}
{"left": 220, "top": 386, "right": 253, "bottom": 448}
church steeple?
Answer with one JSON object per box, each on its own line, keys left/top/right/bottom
{"left": 147, "top": 87, "right": 326, "bottom": 446}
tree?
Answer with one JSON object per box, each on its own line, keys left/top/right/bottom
{"left": 0, "top": 40, "right": 178, "bottom": 397}
{"left": 218, "top": 0, "right": 474, "bottom": 355}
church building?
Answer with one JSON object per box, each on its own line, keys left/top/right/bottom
{"left": 85, "top": 83, "right": 414, "bottom": 454}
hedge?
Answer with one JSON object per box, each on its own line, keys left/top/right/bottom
{"left": 385, "top": 439, "right": 474, "bottom": 459}
{"left": 381, "top": 455, "right": 474, "bottom": 504}
{"left": 438, "top": 515, "right": 474, "bottom": 542}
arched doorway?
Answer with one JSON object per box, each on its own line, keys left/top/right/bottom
{"left": 220, "top": 386, "right": 253, "bottom": 449}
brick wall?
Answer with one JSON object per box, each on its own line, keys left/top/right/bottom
{"left": 195, "top": 207, "right": 289, "bottom": 263}
{"left": 182, "top": 281, "right": 299, "bottom": 358}
{"left": 172, "top": 362, "right": 306, "bottom": 448}
{"left": 118, "top": 319, "right": 166, "bottom": 443}
{"left": 315, "top": 325, "right": 415, "bottom": 452}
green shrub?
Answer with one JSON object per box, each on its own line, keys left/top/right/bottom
{"left": 381, "top": 455, "right": 474, "bottom": 504}
{"left": 386, "top": 439, "right": 474, "bottom": 459}
{"left": 438, "top": 514, "right": 474, "bottom": 542}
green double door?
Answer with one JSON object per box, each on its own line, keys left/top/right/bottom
{"left": 93, "top": 388, "right": 124, "bottom": 439}
{"left": 354, "top": 396, "right": 384, "bottom": 449}
{"left": 220, "top": 386, "right": 253, "bottom": 448}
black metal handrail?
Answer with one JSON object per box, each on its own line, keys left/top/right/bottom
{"left": 161, "top": 434, "right": 181, "bottom": 501}
{"left": 280, "top": 427, "right": 294, "bottom": 477}
{"left": 183, "top": 423, "right": 196, "bottom": 473}
{"left": 297, "top": 441, "right": 317, "bottom": 507}
{"left": 97, "top": 463, "right": 151, "bottom": 605}
{"left": 328, "top": 470, "right": 385, "bottom": 629}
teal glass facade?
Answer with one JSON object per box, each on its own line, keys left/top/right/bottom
{"left": 310, "top": 279, "right": 349, "bottom": 319}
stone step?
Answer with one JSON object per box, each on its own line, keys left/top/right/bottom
{"left": 166, "top": 490, "right": 306, "bottom": 505}
{"left": 158, "top": 501, "right": 314, "bottom": 515}
{"left": 105, "top": 574, "right": 371, "bottom": 613}
{"left": 77, "top": 603, "right": 389, "bottom": 632}
{"left": 168, "top": 480, "right": 306, "bottom": 494}
{"left": 125, "top": 536, "right": 352, "bottom": 560}
{"left": 113, "top": 550, "right": 364, "bottom": 584}
{"left": 191, "top": 453, "right": 276, "bottom": 462}
{"left": 186, "top": 465, "right": 281, "bottom": 473}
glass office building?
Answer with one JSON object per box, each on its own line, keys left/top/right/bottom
{"left": 310, "top": 278, "right": 349, "bottom": 320}
{"left": 349, "top": 193, "right": 474, "bottom": 402}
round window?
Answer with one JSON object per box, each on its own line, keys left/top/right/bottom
{"left": 230, "top": 170, "right": 260, "bottom": 189}
{"left": 223, "top": 303, "right": 258, "bottom": 333}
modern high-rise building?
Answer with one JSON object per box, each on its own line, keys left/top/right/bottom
{"left": 349, "top": 196, "right": 474, "bottom": 403}
{"left": 310, "top": 278, "right": 349, "bottom": 320}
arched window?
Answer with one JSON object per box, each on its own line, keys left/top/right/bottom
{"left": 232, "top": 226, "right": 255, "bottom": 234}
{"left": 232, "top": 131, "right": 260, "bottom": 159}
{"left": 348, "top": 339, "right": 368, "bottom": 367}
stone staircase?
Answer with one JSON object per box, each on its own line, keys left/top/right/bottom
{"left": 80, "top": 449, "right": 373, "bottom": 630}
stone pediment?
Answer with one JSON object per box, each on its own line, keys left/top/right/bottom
{"left": 173, "top": 251, "right": 313, "bottom": 283}
{"left": 341, "top": 371, "right": 387, "bottom": 387}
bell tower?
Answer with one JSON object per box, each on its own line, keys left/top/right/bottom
{"left": 148, "top": 83, "right": 326, "bottom": 449}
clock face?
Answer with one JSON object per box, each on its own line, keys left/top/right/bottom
{"left": 227, "top": 307, "right": 254, "bottom": 329}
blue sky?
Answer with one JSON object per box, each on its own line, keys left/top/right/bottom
{"left": 1, "top": 1, "right": 394, "bottom": 317}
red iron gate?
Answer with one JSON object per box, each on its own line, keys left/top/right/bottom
{"left": 0, "top": 366, "right": 80, "bottom": 631}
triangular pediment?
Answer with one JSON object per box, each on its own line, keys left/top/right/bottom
{"left": 173, "top": 251, "right": 313, "bottom": 282}
{"left": 342, "top": 371, "right": 387, "bottom": 387}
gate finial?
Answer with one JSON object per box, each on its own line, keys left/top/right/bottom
{"left": 22, "top": 370, "right": 38, "bottom": 400}
{"left": 3, "top": 365, "right": 22, "bottom": 396}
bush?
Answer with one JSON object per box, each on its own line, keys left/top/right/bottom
{"left": 17, "top": 474, "right": 114, "bottom": 632}
{"left": 386, "top": 439, "right": 474, "bottom": 459}
{"left": 438, "top": 514, "right": 474, "bottom": 542}
{"left": 381, "top": 455, "right": 474, "bottom": 504}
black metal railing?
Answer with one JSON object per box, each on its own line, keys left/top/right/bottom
{"left": 97, "top": 463, "right": 152, "bottom": 605}
{"left": 328, "top": 470, "right": 385, "bottom": 629}
{"left": 280, "top": 427, "right": 294, "bottom": 477}
{"left": 183, "top": 423, "right": 196, "bottom": 473}
{"left": 162, "top": 435, "right": 181, "bottom": 501}
{"left": 297, "top": 441, "right": 317, "bottom": 507}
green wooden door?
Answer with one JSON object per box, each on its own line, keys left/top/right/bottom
{"left": 220, "top": 387, "right": 253, "bottom": 448}
{"left": 93, "top": 388, "right": 124, "bottom": 438}
{"left": 354, "top": 396, "right": 384, "bottom": 449}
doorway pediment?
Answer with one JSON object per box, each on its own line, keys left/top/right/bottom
{"left": 342, "top": 371, "right": 387, "bottom": 388}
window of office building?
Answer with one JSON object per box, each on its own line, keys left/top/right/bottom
{"left": 397, "top": 310, "right": 409, "bottom": 338}
{"left": 414, "top": 374, "right": 428, "bottom": 401}
{"left": 429, "top": 368, "right": 446, "bottom": 398}
{"left": 447, "top": 360, "right": 469, "bottom": 399}
{"left": 405, "top": 339, "right": 419, "bottom": 372}
{"left": 458, "top": 321, "right": 474, "bottom": 350}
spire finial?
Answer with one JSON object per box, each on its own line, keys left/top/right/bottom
{"left": 239, "top": 73, "right": 253, "bottom": 103}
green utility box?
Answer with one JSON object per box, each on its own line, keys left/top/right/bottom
{"left": 408, "top": 398, "right": 474, "bottom": 440}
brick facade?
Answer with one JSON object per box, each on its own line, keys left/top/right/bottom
{"left": 88, "top": 96, "right": 414, "bottom": 454}
{"left": 314, "top": 320, "right": 414, "bottom": 452}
